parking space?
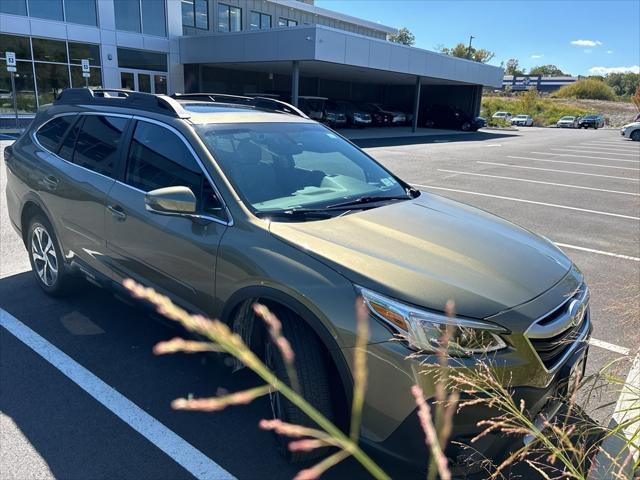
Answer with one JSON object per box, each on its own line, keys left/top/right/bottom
{"left": 366, "top": 127, "right": 639, "bottom": 420}
{"left": 1, "top": 127, "right": 638, "bottom": 479}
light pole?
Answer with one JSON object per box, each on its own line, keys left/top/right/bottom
{"left": 467, "top": 35, "right": 475, "bottom": 60}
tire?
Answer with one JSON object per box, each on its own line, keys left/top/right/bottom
{"left": 27, "top": 215, "right": 77, "bottom": 296}
{"left": 461, "top": 122, "right": 471, "bottom": 131}
{"left": 264, "top": 308, "right": 334, "bottom": 462}
{"left": 631, "top": 130, "right": 640, "bottom": 141}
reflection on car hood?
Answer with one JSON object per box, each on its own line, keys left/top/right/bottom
{"left": 269, "top": 193, "right": 571, "bottom": 319}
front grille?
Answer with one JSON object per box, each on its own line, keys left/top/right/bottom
{"left": 527, "top": 285, "right": 589, "bottom": 370}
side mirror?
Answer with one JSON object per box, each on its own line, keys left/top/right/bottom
{"left": 145, "top": 186, "right": 197, "bottom": 215}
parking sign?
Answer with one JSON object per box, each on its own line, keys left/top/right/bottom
{"left": 81, "top": 59, "right": 90, "bottom": 77}
{"left": 6, "top": 51, "right": 17, "bottom": 72}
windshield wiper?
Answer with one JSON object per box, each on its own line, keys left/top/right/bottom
{"left": 326, "top": 194, "right": 412, "bottom": 210}
{"left": 255, "top": 208, "right": 336, "bottom": 220}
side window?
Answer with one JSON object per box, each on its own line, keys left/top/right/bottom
{"left": 72, "top": 115, "right": 128, "bottom": 177}
{"left": 36, "top": 116, "right": 75, "bottom": 152}
{"left": 125, "top": 122, "right": 222, "bottom": 215}
{"left": 58, "top": 117, "right": 82, "bottom": 161}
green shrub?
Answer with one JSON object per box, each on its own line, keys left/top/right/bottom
{"left": 553, "top": 79, "right": 617, "bottom": 101}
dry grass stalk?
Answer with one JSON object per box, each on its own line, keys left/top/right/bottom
{"left": 124, "top": 279, "right": 389, "bottom": 480}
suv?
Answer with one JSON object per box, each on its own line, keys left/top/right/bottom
{"left": 5, "top": 88, "right": 591, "bottom": 472}
{"left": 578, "top": 114, "right": 604, "bottom": 129}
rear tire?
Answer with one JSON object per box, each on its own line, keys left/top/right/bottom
{"left": 264, "top": 308, "right": 334, "bottom": 463}
{"left": 27, "top": 215, "right": 77, "bottom": 296}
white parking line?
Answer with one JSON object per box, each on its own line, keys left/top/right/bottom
{"left": 414, "top": 185, "right": 640, "bottom": 220}
{"left": 551, "top": 147, "right": 640, "bottom": 157}
{"left": 530, "top": 151, "right": 640, "bottom": 164}
{"left": 510, "top": 155, "right": 640, "bottom": 171}
{"left": 554, "top": 242, "right": 640, "bottom": 262}
{"left": 478, "top": 161, "right": 640, "bottom": 182}
{"left": 588, "top": 338, "right": 631, "bottom": 355}
{"left": 586, "top": 141, "right": 640, "bottom": 147}
{"left": 0, "top": 309, "right": 236, "bottom": 480}
{"left": 437, "top": 169, "right": 640, "bottom": 196}
{"left": 571, "top": 145, "right": 640, "bottom": 154}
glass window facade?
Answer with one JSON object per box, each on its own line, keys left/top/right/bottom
{"left": 64, "top": 0, "right": 97, "bottom": 26}
{"left": 141, "top": 0, "right": 167, "bottom": 36}
{"left": 114, "top": 0, "right": 141, "bottom": 33}
{"left": 117, "top": 47, "right": 167, "bottom": 72}
{"left": 0, "top": 34, "right": 102, "bottom": 114}
{"left": 114, "top": 0, "right": 167, "bottom": 36}
{"left": 218, "top": 4, "right": 241, "bottom": 32}
{"left": 1, "top": 0, "right": 27, "bottom": 16}
{"left": 249, "top": 11, "right": 271, "bottom": 30}
{"left": 27, "top": 0, "right": 64, "bottom": 21}
{"left": 182, "top": 0, "right": 208, "bottom": 29}
{"left": 1, "top": 0, "right": 96, "bottom": 25}
{"left": 278, "top": 18, "right": 298, "bottom": 27}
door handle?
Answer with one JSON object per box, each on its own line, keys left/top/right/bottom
{"left": 42, "top": 175, "right": 59, "bottom": 190}
{"left": 107, "top": 204, "right": 127, "bottom": 221}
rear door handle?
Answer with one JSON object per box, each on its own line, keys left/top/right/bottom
{"left": 43, "top": 175, "right": 59, "bottom": 190}
{"left": 107, "top": 204, "right": 127, "bottom": 221}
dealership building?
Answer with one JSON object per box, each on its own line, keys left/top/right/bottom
{"left": 1, "top": 0, "right": 502, "bottom": 125}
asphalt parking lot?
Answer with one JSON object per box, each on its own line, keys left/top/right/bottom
{"left": 1, "top": 126, "right": 639, "bottom": 479}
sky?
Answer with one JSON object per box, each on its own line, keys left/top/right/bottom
{"left": 315, "top": 0, "right": 640, "bottom": 76}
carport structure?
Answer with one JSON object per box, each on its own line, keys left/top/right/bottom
{"left": 180, "top": 25, "right": 503, "bottom": 131}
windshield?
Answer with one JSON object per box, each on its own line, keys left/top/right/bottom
{"left": 515, "top": 115, "right": 527, "bottom": 119}
{"left": 561, "top": 116, "right": 574, "bottom": 120}
{"left": 196, "top": 123, "right": 409, "bottom": 215}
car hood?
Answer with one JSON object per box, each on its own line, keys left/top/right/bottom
{"left": 269, "top": 193, "right": 572, "bottom": 319}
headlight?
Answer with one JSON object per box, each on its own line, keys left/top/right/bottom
{"left": 358, "top": 287, "right": 508, "bottom": 356}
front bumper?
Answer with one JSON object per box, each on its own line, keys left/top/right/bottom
{"left": 363, "top": 332, "right": 590, "bottom": 472}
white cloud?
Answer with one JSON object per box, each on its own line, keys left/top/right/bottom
{"left": 588, "top": 65, "right": 640, "bottom": 75}
{"left": 531, "top": 54, "right": 544, "bottom": 59}
{"left": 606, "top": 50, "right": 614, "bottom": 54}
{"left": 571, "top": 39, "right": 603, "bottom": 47}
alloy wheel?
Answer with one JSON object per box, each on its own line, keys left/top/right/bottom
{"left": 31, "top": 225, "right": 58, "bottom": 287}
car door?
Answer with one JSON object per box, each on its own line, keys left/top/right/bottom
{"left": 105, "top": 118, "right": 228, "bottom": 314}
{"left": 33, "top": 113, "right": 130, "bottom": 279}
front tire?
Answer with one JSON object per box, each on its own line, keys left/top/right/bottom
{"left": 27, "top": 215, "right": 76, "bottom": 296}
{"left": 631, "top": 130, "right": 640, "bottom": 141}
{"left": 264, "top": 308, "right": 334, "bottom": 462}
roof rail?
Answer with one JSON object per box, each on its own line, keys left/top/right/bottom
{"left": 172, "top": 92, "right": 308, "bottom": 119}
{"left": 54, "top": 88, "right": 191, "bottom": 119}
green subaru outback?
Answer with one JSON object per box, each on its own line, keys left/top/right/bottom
{"left": 5, "top": 89, "right": 590, "bottom": 473}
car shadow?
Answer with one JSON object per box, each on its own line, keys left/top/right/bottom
{"left": 351, "top": 130, "right": 519, "bottom": 148}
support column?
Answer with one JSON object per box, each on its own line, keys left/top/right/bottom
{"left": 412, "top": 75, "right": 421, "bottom": 133}
{"left": 291, "top": 60, "right": 300, "bottom": 107}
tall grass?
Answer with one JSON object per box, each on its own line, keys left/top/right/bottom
{"left": 126, "top": 279, "right": 638, "bottom": 479}
{"left": 553, "top": 79, "right": 618, "bottom": 101}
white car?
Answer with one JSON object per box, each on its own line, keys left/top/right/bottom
{"left": 556, "top": 116, "right": 579, "bottom": 128}
{"left": 621, "top": 122, "right": 640, "bottom": 141}
{"left": 511, "top": 114, "right": 533, "bottom": 127}
{"left": 492, "top": 111, "right": 512, "bottom": 121}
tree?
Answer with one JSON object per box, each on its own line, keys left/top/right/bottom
{"left": 388, "top": 27, "right": 415, "bottom": 46}
{"left": 633, "top": 82, "right": 640, "bottom": 111}
{"left": 505, "top": 58, "right": 525, "bottom": 76}
{"left": 528, "top": 65, "right": 566, "bottom": 76}
{"left": 605, "top": 72, "right": 640, "bottom": 97}
{"left": 437, "top": 43, "right": 495, "bottom": 63}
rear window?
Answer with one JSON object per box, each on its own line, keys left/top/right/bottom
{"left": 36, "top": 115, "right": 75, "bottom": 152}
{"left": 71, "top": 115, "right": 128, "bottom": 177}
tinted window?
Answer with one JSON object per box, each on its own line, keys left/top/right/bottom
{"left": 1, "top": 0, "right": 27, "bottom": 16}
{"left": 58, "top": 119, "right": 81, "bottom": 161}
{"left": 141, "top": 0, "right": 166, "bottom": 36}
{"left": 28, "top": 0, "right": 63, "bottom": 21}
{"left": 72, "top": 116, "right": 127, "bottom": 177}
{"left": 0, "top": 34, "right": 32, "bottom": 60}
{"left": 125, "top": 122, "right": 220, "bottom": 213}
{"left": 32, "top": 38, "right": 68, "bottom": 63}
{"left": 68, "top": 42, "right": 101, "bottom": 66}
{"left": 114, "top": 0, "right": 141, "bottom": 33}
{"left": 117, "top": 47, "right": 167, "bottom": 72}
{"left": 36, "top": 116, "right": 75, "bottom": 152}
{"left": 64, "top": 0, "right": 97, "bottom": 26}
